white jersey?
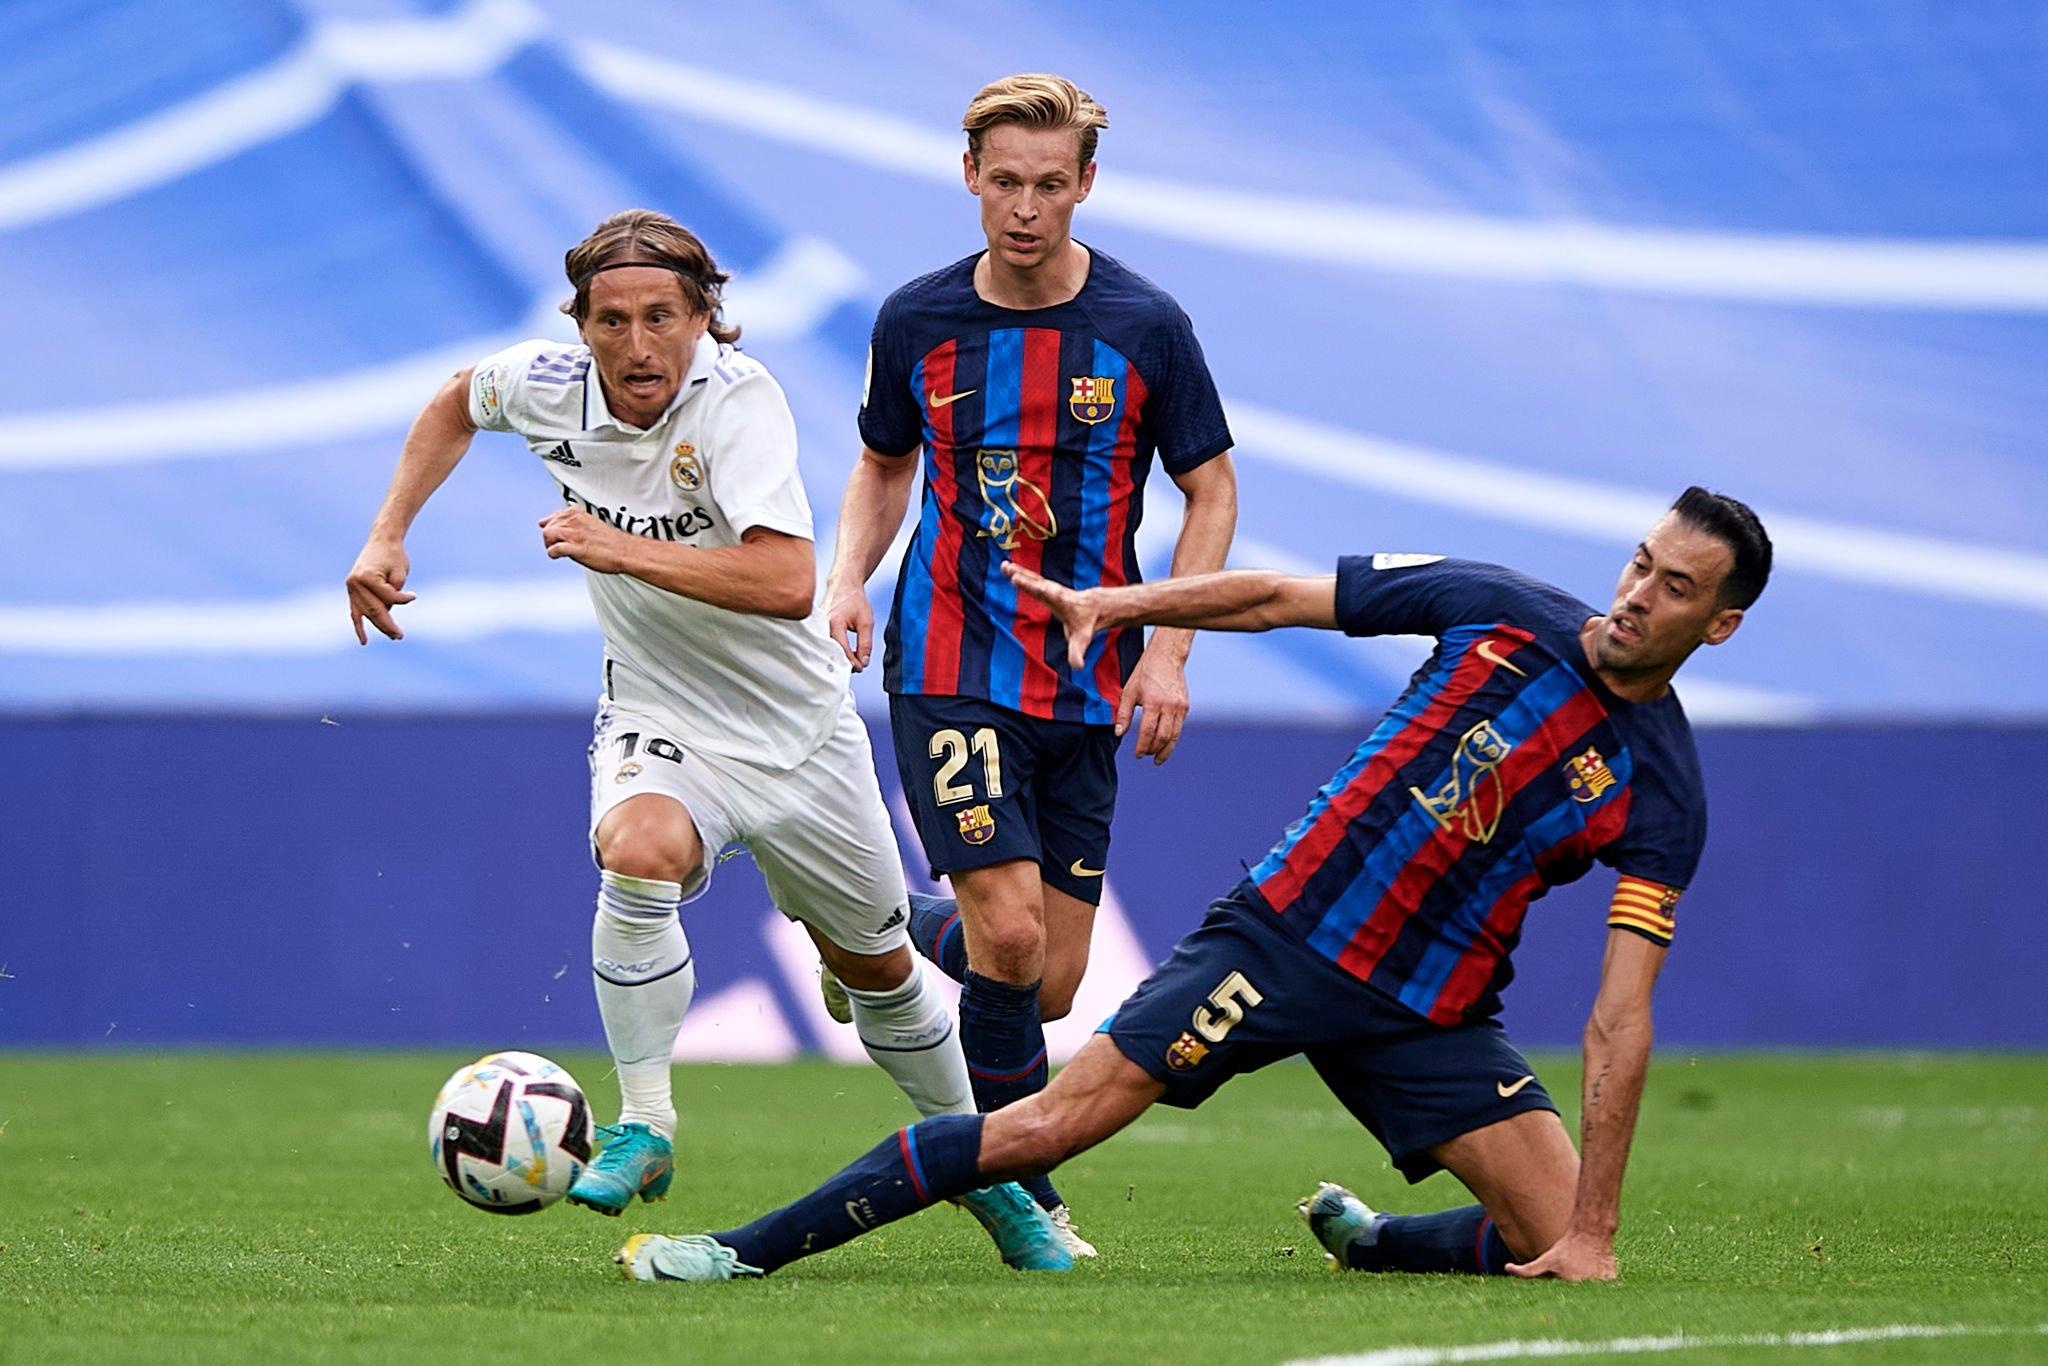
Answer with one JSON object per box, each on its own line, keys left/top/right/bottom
{"left": 469, "top": 333, "right": 849, "bottom": 770}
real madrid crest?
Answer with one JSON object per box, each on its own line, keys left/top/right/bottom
{"left": 670, "top": 442, "right": 702, "bottom": 492}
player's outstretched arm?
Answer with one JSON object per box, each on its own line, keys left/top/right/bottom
{"left": 822, "top": 445, "right": 920, "bottom": 670}
{"left": 347, "top": 367, "right": 479, "bottom": 643}
{"left": 1004, "top": 562, "right": 1337, "bottom": 671}
{"left": 1508, "top": 928, "right": 1665, "bottom": 1282}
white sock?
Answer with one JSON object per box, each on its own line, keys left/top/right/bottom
{"left": 592, "top": 870, "right": 695, "bottom": 1140}
{"left": 844, "top": 961, "right": 974, "bottom": 1118}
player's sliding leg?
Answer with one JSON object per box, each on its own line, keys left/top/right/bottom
{"left": 570, "top": 794, "right": 704, "bottom": 1215}
{"left": 1302, "top": 1110, "right": 1579, "bottom": 1275}
{"left": 616, "top": 1037, "right": 1163, "bottom": 1283}
{"left": 806, "top": 923, "right": 1063, "bottom": 1264}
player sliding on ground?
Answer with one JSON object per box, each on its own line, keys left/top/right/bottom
{"left": 346, "top": 210, "right": 1067, "bottom": 1271}
{"left": 614, "top": 488, "right": 1770, "bottom": 1285}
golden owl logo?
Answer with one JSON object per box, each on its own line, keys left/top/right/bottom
{"left": 1069, "top": 375, "right": 1117, "bottom": 425}
{"left": 1410, "top": 719, "right": 1513, "bottom": 843}
{"left": 670, "top": 443, "right": 702, "bottom": 492}
{"left": 956, "top": 804, "right": 997, "bottom": 846}
{"left": 974, "top": 450, "right": 1057, "bottom": 551}
{"left": 1566, "top": 746, "right": 1618, "bottom": 803}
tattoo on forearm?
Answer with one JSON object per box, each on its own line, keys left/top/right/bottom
{"left": 1590, "top": 1064, "right": 1612, "bottom": 1109}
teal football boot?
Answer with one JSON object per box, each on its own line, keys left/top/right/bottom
{"left": 955, "top": 1181, "right": 1075, "bottom": 1272}
{"left": 1297, "top": 1180, "right": 1385, "bottom": 1269}
{"left": 615, "top": 1233, "right": 763, "bottom": 1283}
{"left": 568, "top": 1122, "right": 674, "bottom": 1216}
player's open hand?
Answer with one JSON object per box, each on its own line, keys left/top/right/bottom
{"left": 826, "top": 578, "right": 875, "bottom": 671}
{"left": 346, "top": 539, "right": 416, "bottom": 644}
{"left": 1506, "top": 1230, "right": 1618, "bottom": 1282}
{"left": 540, "top": 507, "right": 637, "bottom": 575}
{"left": 1120, "top": 643, "right": 1189, "bottom": 764}
{"left": 1003, "top": 562, "right": 1102, "bottom": 671}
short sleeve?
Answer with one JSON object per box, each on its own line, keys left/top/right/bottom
{"left": 1596, "top": 719, "right": 1707, "bottom": 894}
{"left": 467, "top": 342, "right": 535, "bottom": 433}
{"left": 1147, "top": 306, "right": 1232, "bottom": 475}
{"left": 465, "top": 339, "right": 585, "bottom": 435}
{"left": 706, "top": 371, "right": 814, "bottom": 541}
{"left": 856, "top": 298, "right": 923, "bottom": 457}
{"left": 1335, "top": 555, "right": 1552, "bottom": 637}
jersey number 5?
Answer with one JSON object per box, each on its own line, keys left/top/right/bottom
{"left": 931, "top": 727, "right": 1002, "bottom": 805}
{"left": 1191, "top": 970, "right": 1264, "bottom": 1043}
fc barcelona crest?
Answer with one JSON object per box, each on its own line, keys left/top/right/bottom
{"left": 1566, "top": 746, "right": 1618, "bottom": 803}
{"left": 956, "top": 804, "right": 997, "bottom": 846}
{"left": 1069, "top": 375, "right": 1117, "bottom": 425}
{"left": 1165, "top": 1031, "right": 1210, "bottom": 1072}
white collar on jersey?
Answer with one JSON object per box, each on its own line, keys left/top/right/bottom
{"left": 583, "top": 331, "right": 719, "bottom": 433}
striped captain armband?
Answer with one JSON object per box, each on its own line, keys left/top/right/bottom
{"left": 1607, "top": 877, "right": 1681, "bottom": 946}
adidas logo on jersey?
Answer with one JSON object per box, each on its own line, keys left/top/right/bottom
{"left": 539, "top": 442, "right": 582, "bottom": 467}
{"left": 877, "top": 905, "right": 907, "bottom": 932}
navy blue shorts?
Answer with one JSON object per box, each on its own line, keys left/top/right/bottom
{"left": 1102, "top": 892, "right": 1557, "bottom": 1182}
{"left": 890, "top": 693, "right": 1120, "bottom": 905}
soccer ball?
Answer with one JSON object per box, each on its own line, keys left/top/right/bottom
{"left": 428, "top": 1050, "right": 592, "bottom": 1214}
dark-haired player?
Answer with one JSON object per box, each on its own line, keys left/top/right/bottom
{"left": 817, "top": 73, "right": 1238, "bottom": 1253}
{"left": 615, "top": 489, "right": 1769, "bottom": 1285}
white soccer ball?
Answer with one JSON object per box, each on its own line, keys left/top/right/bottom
{"left": 428, "top": 1050, "right": 592, "bottom": 1214}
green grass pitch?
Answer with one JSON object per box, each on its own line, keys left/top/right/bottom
{"left": 1, "top": 1052, "right": 2042, "bottom": 1365}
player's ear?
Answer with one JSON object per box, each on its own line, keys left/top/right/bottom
{"left": 1076, "top": 159, "right": 1096, "bottom": 202}
{"left": 963, "top": 150, "right": 981, "bottom": 195}
{"left": 1701, "top": 606, "right": 1743, "bottom": 647}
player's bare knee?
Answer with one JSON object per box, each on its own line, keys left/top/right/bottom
{"left": 971, "top": 917, "right": 1046, "bottom": 985}
{"left": 1037, "top": 979, "right": 1078, "bottom": 1022}
{"left": 597, "top": 826, "right": 699, "bottom": 886}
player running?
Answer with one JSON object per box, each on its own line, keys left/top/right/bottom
{"left": 819, "top": 73, "right": 1239, "bottom": 1254}
{"left": 345, "top": 209, "right": 1067, "bottom": 1271}
{"left": 613, "top": 488, "right": 1769, "bottom": 1285}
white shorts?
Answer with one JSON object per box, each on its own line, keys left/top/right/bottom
{"left": 587, "top": 694, "right": 910, "bottom": 956}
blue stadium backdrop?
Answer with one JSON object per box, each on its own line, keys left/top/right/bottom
{"left": 2, "top": 0, "right": 2044, "bottom": 1050}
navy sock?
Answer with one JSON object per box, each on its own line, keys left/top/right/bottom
{"left": 713, "top": 1113, "right": 986, "bottom": 1273}
{"left": 907, "top": 892, "right": 968, "bottom": 981}
{"left": 959, "top": 970, "right": 1059, "bottom": 1210}
{"left": 1344, "top": 1205, "right": 1512, "bottom": 1275}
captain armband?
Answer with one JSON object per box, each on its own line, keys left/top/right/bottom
{"left": 1607, "top": 876, "right": 1681, "bottom": 946}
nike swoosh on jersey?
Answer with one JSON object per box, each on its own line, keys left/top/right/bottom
{"left": 1497, "top": 1074, "right": 1536, "bottom": 1098}
{"left": 928, "top": 389, "right": 977, "bottom": 408}
{"left": 1477, "top": 639, "right": 1527, "bottom": 677}
{"left": 1068, "top": 859, "right": 1106, "bottom": 878}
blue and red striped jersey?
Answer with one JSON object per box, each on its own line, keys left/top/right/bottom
{"left": 859, "top": 250, "right": 1231, "bottom": 723}
{"left": 1245, "top": 555, "right": 1707, "bottom": 1026}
